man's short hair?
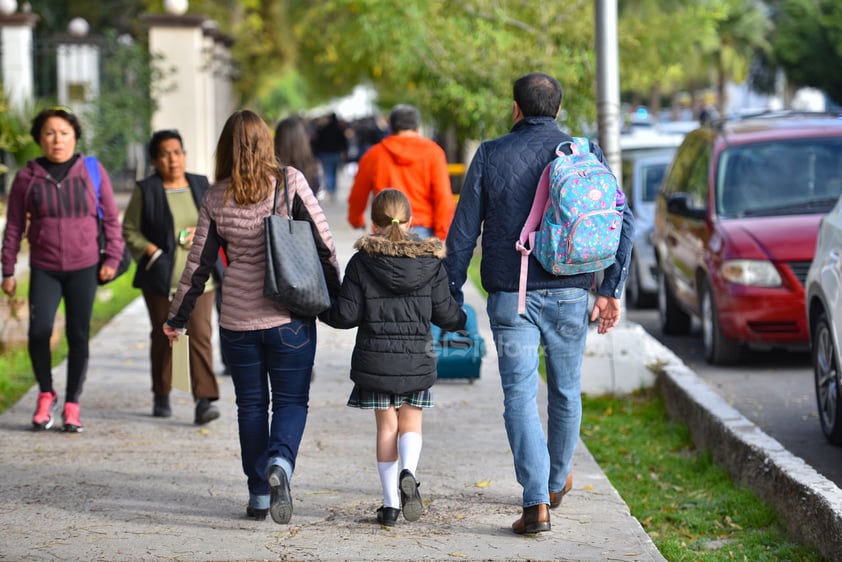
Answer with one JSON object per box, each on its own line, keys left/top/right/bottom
{"left": 389, "top": 104, "right": 421, "bottom": 133}
{"left": 513, "top": 73, "right": 563, "bottom": 118}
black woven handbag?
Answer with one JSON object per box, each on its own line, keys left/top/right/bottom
{"left": 263, "top": 168, "right": 331, "bottom": 316}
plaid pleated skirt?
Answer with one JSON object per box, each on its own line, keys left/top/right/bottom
{"left": 347, "top": 384, "right": 434, "bottom": 410}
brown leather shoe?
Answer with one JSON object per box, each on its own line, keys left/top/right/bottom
{"left": 549, "top": 472, "right": 573, "bottom": 509}
{"left": 511, "top": 504, "right": 551, "bottom": 535}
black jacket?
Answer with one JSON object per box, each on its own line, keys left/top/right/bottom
{"left": 130, "top": 172, "right": 221, "bottom": 296}
{"left": 321, "top": 233, "right": 466, "bottom": 394}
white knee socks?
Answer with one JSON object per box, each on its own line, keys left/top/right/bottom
{"left": 377, "top": 461, "right": 400, "bottom": 508}
{"left": 399, "top": 432, "right": 422, "bottom": 475}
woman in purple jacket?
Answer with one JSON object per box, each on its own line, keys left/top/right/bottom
{"left": 1, "top": 106, "right": 124, "bottom": 433}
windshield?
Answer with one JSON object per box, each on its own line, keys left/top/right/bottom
{"left": 716, "top": 138, "right": 842, "bottom": 217}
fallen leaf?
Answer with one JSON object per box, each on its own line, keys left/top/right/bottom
{"left": 473, "top": 480, "right": 492, "bottom": 488}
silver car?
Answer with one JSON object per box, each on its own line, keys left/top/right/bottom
{"left": 620, "top": 132, "right": 683, "bottom": 308}
{"left": 806, "top": 194, "right": 842, "bottom": 444}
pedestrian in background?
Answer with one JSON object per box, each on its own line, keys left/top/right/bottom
{"left": 275, "top": 116, "right": 324, "bottom": 196}
{"left": 322, "top": 188, "right": 466, "bottom": 527}
{"left": 444, "top": 73, "right": 635, "bottom": 534}
{"left": 1, "top": 106, "right": 124, "bottom": 433}
{"left": 346, "top": 104, "right": 454, "bottom": 241}
{"left": 163, "top": 110, "right": 341, "bottom": 524}
{"left": 122, "top": 129, "right": 221, "bottom": 424}
{"left": 311, "top": 112, "right": 348, "bottom": 203}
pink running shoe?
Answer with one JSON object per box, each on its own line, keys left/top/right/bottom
{"left": 62, "top": 402, "right": 84, "bottom": 433}
{"left": 32, "top": 391, "right": 57, "bottom": 430}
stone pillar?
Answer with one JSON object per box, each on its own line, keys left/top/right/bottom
{"left": 0, "top": 12, "right": 38, "bottom": 110}
{"left": 55, "top": 30, "right": 101, "bottom": 146}
{"left": 143, "top": 13, "right": 214, "bottom": 179}
{"left": 203, "top": 22, "right": 235, "bottom": 175}
{"left": 213, "top": 32, "right": 234, "bottom": 142}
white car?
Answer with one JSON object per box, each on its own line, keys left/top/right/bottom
{"left": 806, "top": 195, "right": 842, "bottom": 444}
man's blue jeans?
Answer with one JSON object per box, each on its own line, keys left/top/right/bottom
{"left": 220, "top": 319, "right": 316, "bottom": 509}
{"left": 487, "top": 288, "right": 589, "bottom": 508}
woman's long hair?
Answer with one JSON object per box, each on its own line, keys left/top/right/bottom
{"left": 215, "top": 110, "right": 282, "bottom": 205}
{"left": 371, "top": 188, "right": 411, "bottom": 242}
{"left": 274, "top": 116, "right": 322, "bottom": 194}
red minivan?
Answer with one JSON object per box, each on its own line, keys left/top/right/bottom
{"left": 652, "top": 113, "right": 842, "bottom": 364}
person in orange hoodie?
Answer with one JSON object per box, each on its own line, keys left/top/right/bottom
{"left": 347, "top": 104, "right": 454, "bottom": 240}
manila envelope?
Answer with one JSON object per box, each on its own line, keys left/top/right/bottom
{"left": 172, "top": 334, "right": 192, "bottom": 392}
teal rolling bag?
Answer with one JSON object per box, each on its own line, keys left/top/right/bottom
{"left": 431, "top": 304, "right": 486, "bottom": 382}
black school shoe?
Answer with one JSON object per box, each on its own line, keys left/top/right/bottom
{"left": 268, "top": 465, "right": 293, "bottom": 524}
{"left": 399, "top": 469, "right": 423, "bottom": 521}
{"left": 376, "top": 506, "right": 400, "bottom": 527}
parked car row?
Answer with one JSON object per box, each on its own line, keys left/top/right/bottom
{"left": 622, "top": 111, "right": 842, "bottom": 445}
{"left": 649, "top": 112, "right": 842, "bottom": 364}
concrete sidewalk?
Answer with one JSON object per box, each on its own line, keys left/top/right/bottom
{"left": 0, "top": 196, "right": 665, "bottom": 561}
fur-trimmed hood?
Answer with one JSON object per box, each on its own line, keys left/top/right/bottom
{"left": 352, "top": 233, "right": 447, "bottom": 295}
{"left": 354, "top": 233, "right": 447, "bottom": 259}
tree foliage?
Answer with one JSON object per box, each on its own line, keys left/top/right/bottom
{"left": 82, "top": 30, "right": 164, "bottom": 179}
{"left": 14, "top": 0, "right": 842, "bottom": 155}
{"left": 618, "top": 0, "right": 771, "bottom": 115}
{"left": 171, "top": 0, "right": 295, "bottom": 106}
{"left": 770, "top": 0, "right": 842, "bottom": 105}
{"left": 289, "top": 0, "right": 597, "bottom": 141}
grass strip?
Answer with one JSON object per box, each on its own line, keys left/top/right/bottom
{"left": 582, "top": 389, "right": 821, "bottom": 561}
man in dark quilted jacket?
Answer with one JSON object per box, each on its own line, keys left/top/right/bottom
{"left": 444, "top": 72, "right": 635, "bottom": 535}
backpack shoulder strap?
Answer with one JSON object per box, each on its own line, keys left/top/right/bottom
{"left": 571, "top": 137, "right": 591, "bottom": 155}
{"left": 515, "top": 162, "right": 554, "bottom": 315}
{"left": 84, "top": 156, "right": 103, "bottom": 218}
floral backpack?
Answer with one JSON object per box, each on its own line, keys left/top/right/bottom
{"left": 514, "top": 137, "right": 625, "bottom": 314}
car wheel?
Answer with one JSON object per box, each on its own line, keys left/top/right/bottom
{"left": 657, "top": 269, "right": 691, "bottom": 335}
{"left": 700, "top": 280, "right": 741, "bottom": 365}
{"left": 813, "top": 311, "right": 842, "bottom": 445}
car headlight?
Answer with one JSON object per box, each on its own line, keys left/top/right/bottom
{"left": 720, "top": 260, "right": 782, "bottom": 287}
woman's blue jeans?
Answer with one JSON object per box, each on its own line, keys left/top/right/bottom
{"left": 487, "top": 288, "right": 589, "bottom": 508}
{"left": 220, "top": 319, "right": 316, "bottom": 508}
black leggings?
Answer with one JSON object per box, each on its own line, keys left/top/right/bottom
{"left": 28, "top": 265, "right": 98, "bottom": 404}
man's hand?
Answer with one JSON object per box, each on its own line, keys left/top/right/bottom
{"left": 590, "top": 295, "right": 621, "bottom": 334}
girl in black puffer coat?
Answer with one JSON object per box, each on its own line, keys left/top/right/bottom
{"left": 321, "top": 188, "right": 466, "bottom": 527}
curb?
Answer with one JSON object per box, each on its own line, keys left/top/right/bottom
{"left": 656, "top": 344, "right": 842, "bottom": 560}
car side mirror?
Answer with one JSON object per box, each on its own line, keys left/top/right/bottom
{"left": 665, "top": 193, "right": 706, "bottom": 220}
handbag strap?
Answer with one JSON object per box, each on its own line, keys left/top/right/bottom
{"left": 272, "top": 167, "right": 291, "bottom": 218}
